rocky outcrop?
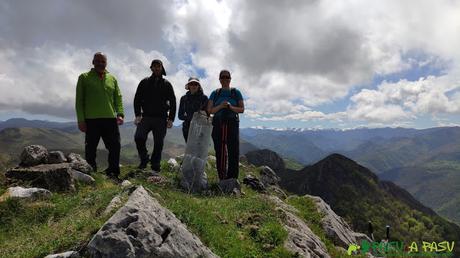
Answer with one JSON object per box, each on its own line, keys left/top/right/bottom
{"left": 1, "top": 186, "right": 51, "bottom": 201}
{"left": 20, "top": 145, "right": 48, "bottom": 166}
{"left": 267, "top": 196, "right": 330, "bottom": 258}
{"left": 44, "top": 251, "right": 79, "bottom": 258}
{"left": 306, "top": 195, "right": 372, "bottom": 248}
{"left": 67, "top": 153, "right": 93, "bottom": 174}
{"left": 167, "top": 158, "right": 180, "bottom": 172}
{"left": 87, "top": 186, "right": 218, "bottom": 258}
{"left": 242, "top": 175, "right": 265, "bottom": 192}
{"left": 259, "top": 166, "right": 280, "bottom": 186}
{"left": 245, "top": 149, "right": 286, "bottom": 173}
{"left": 48, "top": 151, "right": 67, "bottom": 164}
{"left": 6, "top": 163, "right": 75, "bottom": 192}
{"left": 71, "top": 169, "right": 95, "bottom": 184}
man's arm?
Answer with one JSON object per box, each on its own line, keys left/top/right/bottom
{"left": 166, "top": 81, "right": 176, "bottom": 122}
{"left": 113, "top": 78, "right": 124, "bottom": 119}
{"left": 75, "top": 75, "right": 87, "bottom": 132}
{"left": 178, "top": 96, "right": 186, "bottom": 121}
{"left": 133, "top": 80, "right": 143, "bottom": 117}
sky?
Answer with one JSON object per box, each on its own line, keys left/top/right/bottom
{"left": 1, "top": 0, "right": 460, "bottom": 129}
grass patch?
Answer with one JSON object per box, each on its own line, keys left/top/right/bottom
{"left": 0, "top": 173, "right": 119, "bottom": 258}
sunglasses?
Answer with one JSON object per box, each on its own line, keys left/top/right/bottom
{"left": 219, "top": 76, "right": 231, "bottom": 79}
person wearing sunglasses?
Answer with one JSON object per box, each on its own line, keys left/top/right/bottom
{"left": 178, "top": 77, "right": 209, "bottom": 142}
{"left": 207, "top": 70, "right": 244, "bottom": 181}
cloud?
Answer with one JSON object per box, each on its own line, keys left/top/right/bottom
{"left": 1, "top": 0, "right": 460, "bottom": 127}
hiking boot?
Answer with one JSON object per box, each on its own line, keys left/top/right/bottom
{"left": 107, "top": 173, "right": 122, "bottom": 184}
{"left": 137, "top": 160, "right": 148, "bottom": 170}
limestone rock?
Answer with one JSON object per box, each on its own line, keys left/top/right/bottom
{"left": 71, "top": 169, "right": 95, "bottom": 184}
{"left": 67, "top": 153, "right": 93, "bottom": 173}
{"left": 6, "top": 163, "right": 75, "bottom": 192}
{"left": 268, "top": 196, "right": 331, "bottom": 258}
{"left": 87, "top": 186, "right": 218, "bottom": 258}
{"left": 48, "top": 151, "right": 67, "bottom": 164}
{"left": 20, "top": 145, "right": 48, "bottom": 166}
{"left": 44, "top": 251, "right": 79, "bottom": 258}
{"left": 242, "top": 175, "right": 265, "bottom": 192}
{"left": 260, "top": 166, "right": 280, "bottom": 186}
{"left": 1, "top": 186, "right": 51, "bottom": 201}
{"left": 306, "top": 195, "right": 372, "bottom": 248}
{"left": 167, "top": 158, "right": 180, "bottom": 172}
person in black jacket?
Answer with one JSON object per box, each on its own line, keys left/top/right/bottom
{"left": 178, "top": 77, "right": 208, "bottom": 142}
{"left": 133, "top": 59, "right": 176, "bottom": 172}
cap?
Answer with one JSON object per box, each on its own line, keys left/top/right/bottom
{"left": 151, "top": 59, "right": 166, "bottom": 76}
{"left": 185, "top": 77, "right": 201, "bottom": 90}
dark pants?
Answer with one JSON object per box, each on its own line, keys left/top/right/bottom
{"left": 212, "top": 119, "right": 239, "bottom": 180}
{"left": 182, "top": 121, "right": 191, "bottom": 143}
{"left": 85, "top": 118, "right": 121, "bottom": 176}
{"left": 134, "top": 117, "right": 167, "bottom": 171}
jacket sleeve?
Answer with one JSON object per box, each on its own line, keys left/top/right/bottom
{"left": 75, "top": 74, "right": 85, "bottom": 122}
{"left": 201, "top": 95, "right": 209, "bottom": 111}
{"left": 166, "top": 81, "right": 177, "bottom": 122}
{"left": 178, "top": 96, "right": 186, "bottom": 121}
{"left": 133, "top": 80, "right": 143, "bottom": 117}
{"left": 113, "top": 78, "right": 124, "bottom": 117}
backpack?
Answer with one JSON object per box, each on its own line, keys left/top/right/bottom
{"left": 212, "top": 88, "right": 239, "bottom": 124}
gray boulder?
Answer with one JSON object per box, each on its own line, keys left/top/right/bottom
{"left": 20, "top": 145, "right": 48, "bottom": 166}
{"left": 306, "top": 195, "right": 372, "bottom": 248}
{"left": 71, "top": 169, "right": 95, "bottom": 184}
{"left": 259, "top": 166, "right": 280, "bottom": 186}
{"left": 1, "top": 186, "right": 51, "bottom": 201}
{"left": 6, "top": 163, "right": 75, "bottom": 192}
{"left": 67, "top": 153, "right": 93, "bottom": 173}
{"left": 267, "top": 196, "right": 331, "bottom": 258}
{"left": 167, "top": 158, "right": 180, "bottom": 172}
{"left": 242, "top": 175, "right": 265, "bottom": 192}
{"left": 87, "top": 186, "right": 218, "bottom": 258}
{"left": 44, "top": 251, "right": 79, "bottom": 258}
{"left": 48, "top": 151, "right": 67, "bottom": 164}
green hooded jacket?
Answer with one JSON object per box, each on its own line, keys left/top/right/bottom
{"left": 75, "top": 69, "right": 124, "bottom": 122}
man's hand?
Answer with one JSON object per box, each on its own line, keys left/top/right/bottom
{"left": 78, "top": 122, "right": 86, "bottom": 133}
{"left": 117, "top": 116, "right": 124, "bottom": 125}
{"left": 167, "top": 119, "right": 173, "bottom": 128}
{"left": 220, "top": 101, "right": 230, "bottom": 109}
{"left": 134, "top": 116, "right": 142, "bottom": 126}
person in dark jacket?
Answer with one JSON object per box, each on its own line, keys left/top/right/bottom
{"left": 178, "top": 77, "right": 208, "bottom": 142}
{"left": 133, "top": 59, "right": 176, "bottom": 172}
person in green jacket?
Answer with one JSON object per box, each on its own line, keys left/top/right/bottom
{"left": 75, "top": 52, "right": 124, "bottom": 181}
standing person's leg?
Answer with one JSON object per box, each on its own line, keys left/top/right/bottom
{"left": 85, "top": 119, "right": 101, "bottom": 172}
{"left": 226, "top": 119, "right": 240, "bottom": 179}
{"left": 134, "top": 117, "right": 151, "bottom": 169}
{"left": 212, "top": 121, "right": 226, "bottom": 180}
{"left": 151, "top": 118, "right": 167, "bottom": 171}
{"left": 101, "top": 118, "right": 121, "bottom": 177}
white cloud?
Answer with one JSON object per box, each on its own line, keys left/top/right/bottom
{"left": 1, "top": 0, "right": 460, "bottom": 127}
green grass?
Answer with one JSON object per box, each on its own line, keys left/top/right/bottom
{"left": 0, "top": 175, "right": 119, "bottom": 258}
{"left": 0, "top": 158, "right": 359, "bottom": 258}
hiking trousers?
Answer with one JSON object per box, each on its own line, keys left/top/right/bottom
{"left": 212, "top": 119, "right": 239, "bottom": 180}
{"left": 134, "top": 117, "right": 167, "bottom": 171}
{"left": 85, "top": 118, "right": 121, "bottom": 176}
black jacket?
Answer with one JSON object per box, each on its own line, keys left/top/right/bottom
{"left": 178, "top": 91, "right": 208, "bottom": 125}
{"left": 134, "top": 76, "right": 176, "bottom": 121}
